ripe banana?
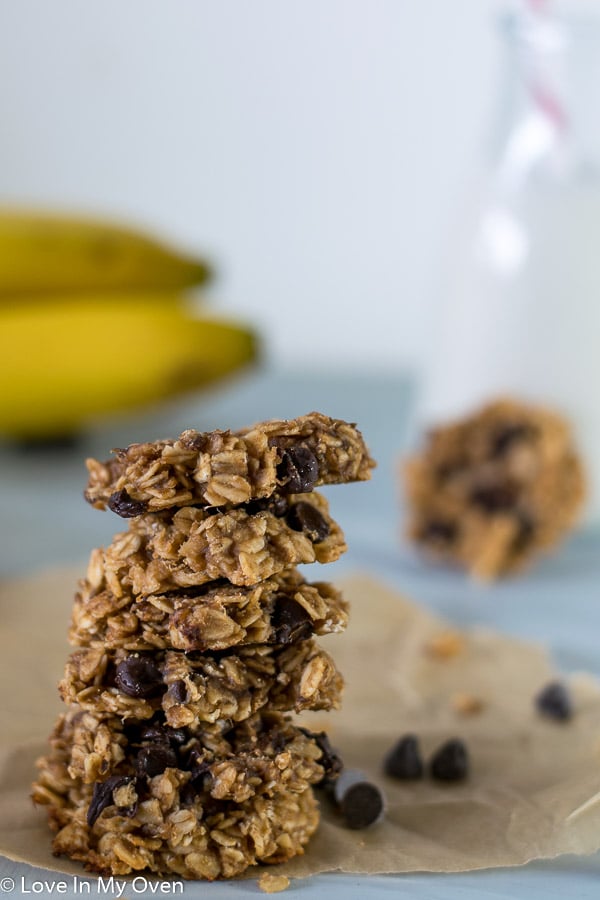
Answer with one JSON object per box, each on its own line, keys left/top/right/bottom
{"left": 0, "top": 294, "right": 258, "bottom": 438}
{"left": 0, "top": 211, "right": 211, "bottom": 296}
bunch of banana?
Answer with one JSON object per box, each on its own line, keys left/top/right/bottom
{"left": 0, "top": 211, "right": 258, "bottom": 439}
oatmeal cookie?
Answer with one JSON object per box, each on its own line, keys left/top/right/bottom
{"left": 33, "top": 706, "right": 334, "bottom": 793}
{"left": 92, "top": 491, "right": 346, "bottom": 597}
{"left": 60, "top": 639, "right": 343, "bottom": 727}
{"left": 32, "top": 709, "right": 336, "bottom": 877}
{"left": 85, "top": 412, "right": 375, "bottom": 515}
{"left": 404, "top": 398, "right": 585, "bottom": 579}
{"left": 33, "top": 708, "right": 323, "bottom": 879}
{"left": 70, "top": 568, "right": 348, "bottom": 652}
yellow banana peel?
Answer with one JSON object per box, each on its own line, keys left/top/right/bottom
{"left": 0, "top": 210, "right": 211, "bottom": 296}
{"left": 0, "top": 295, "right": 258, "bottom": 438}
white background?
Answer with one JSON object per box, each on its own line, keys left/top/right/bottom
{"left": 0, "top": 0, "right": 500, "bottom": 372}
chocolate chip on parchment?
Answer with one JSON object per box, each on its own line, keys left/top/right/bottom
{"left": 333, "top": 770, "right": 385, "bottom": 829}
{"left": 107, "top": 489, "right": 148, "bottom": 518}
{"left": 429, "top": 739, "right": 469, "bottom": 781}
{"left": 535, "top": 681, "right": 573, "bottom": 721}
{"left": 272, "top": 595, "right": 313, "bottom": 644}
{"left": 383, "top": 734, "right": 424, "bottom": 780}
{"left": 286, "top": 501, "right": 330, "bottom": 542}
{"left": 277, "top": 446, "right": 319, "bottom": 493}
{"left": 115, "top": 656, "right": 164, "bottom": 698}
{"left": 87, "top": 776, "right": 134, "bottom": 827}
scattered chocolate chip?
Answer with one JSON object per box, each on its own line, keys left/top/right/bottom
{"left": 169, "top": 680, "right": 188, "bottom": 704}
{"left": 333, "top": 769, "right": 385, "bottom": 829}
{"left": 430, "top": 739, "right": 469, "bottom": 781}
{"left": 115, "top": 656, "right": 164, "bottom": 698}
{"left": 272, "top": 595, "right": 313, "bottom": 644}
{"left": 383, "top": 735, "right": 424, "bottom": 780}
{"left": 87, "top": 776, "right": 133, "bottom": 827}
{"left": 491, "top": 423, "right": 531, "bottom": 457}
{"left": 135, "top": 744, "right": 178, "bottom": 778}
{"left": 277, "top": 446, "right": 319, "bottom": 493}
{"left": 470, "top": 483, "right": 517, "bottom": 512}
{"left": 299, "top": 728, "right": 342, "bottom": 784}
{"left": 286, "top": 501, "right": 330, "bottom": 542}
{"left": 107, "top": 489, "right": 148, "bottom": 518}
{"left": 535, "top": 681, "right": 573, "bottom": 721}
{"left": 420, "top": 520, "right": 457, "bottom": 544}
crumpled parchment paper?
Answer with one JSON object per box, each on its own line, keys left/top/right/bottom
{"left": 1, "top": 567, "right": 600, "bottom": 878}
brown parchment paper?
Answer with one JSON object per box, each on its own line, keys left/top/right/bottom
{"left": 1, "top": 567, "right": 600, "bottom": 879}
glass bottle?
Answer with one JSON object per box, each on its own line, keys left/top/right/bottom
{"left": 419, "top": 4, "right": 600, "bottom": 523}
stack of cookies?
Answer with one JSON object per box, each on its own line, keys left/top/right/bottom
{"left": 33, "top": 412, "right": 375, "bottom": 880}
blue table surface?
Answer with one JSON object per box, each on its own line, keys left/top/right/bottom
{"left": 1, "top": 368, "right": 599, "bottom": 898}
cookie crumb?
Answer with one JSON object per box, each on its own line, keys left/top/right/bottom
{"left": 451, "top": 692, "right": 484, "bottom": 715}
{"left": 424, "top": 630, "right": 465, "bottom": 659}
{"left": 259, "top": 873, "right": 290, "bottom": 893}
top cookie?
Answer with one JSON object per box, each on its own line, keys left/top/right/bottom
{"left": 85, "top": 412, "right": 375, "bottom": 516}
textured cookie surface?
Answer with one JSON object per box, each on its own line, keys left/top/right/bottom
{"left": 32, "top": 708, "right": 334, "bottom": 878}
{"left": 70, "top": 567, "right": 348, "bottom": 652}
{"left": 60, "top": 638, "right": 343, "bottom": 727}
{"left": 404, "top": 398, "right": 585, "bottom": 579}
{"left": 93, "top": 491, "right": 346, "bottom": 597}
{"left": 85, "top": 412, "right": 375, "bottom": 515}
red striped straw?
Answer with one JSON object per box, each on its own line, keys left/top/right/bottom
{"left": 525, "top": 0, "right": 568, "bottom": 132}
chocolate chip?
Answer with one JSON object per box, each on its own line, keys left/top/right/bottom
{"left": 136, "top": 723, "right": 169, "bottom": 744}
{"left": 286, "top": 501, "right": 330, "bottom": 542}
{"left": 272, "top": 595, "right": 313, "bottom": 644}
{"left": 492, "top": 424, "right": 531, "bottom": 457}
{"left": 470, "top": 484, "right": 517, "bottom": 512}
{"left": 87, "top": 775, "right": 133, "bottom": 826}
{"left": 430, "top": 739, "right": 469, "bottom": 781}
{"left": 299, "top": 727, "right": 342, "bottom": 785}
{"left": 169, "top": 680, "right": 188, "bottom": 704}
{"left": 166, "top": 728, "right": 188, "bottom": 746}
{"left": 135, "top": 744, "right": 178, "bottom": 778}
{"left": 245, "top": 495, "right": 289, "bottom": 517}
{"left": 189, "top": 761, "right": 212, "bottom": 792}
{"left": 333, "top": 770, "right": 385, "bottom": 829}
{"left": 535, "top": 681, "right": 573, "bottom": 721}
{"left": 115, "top": 656, "right": 164, "bottom": 698}
{"left": 512, "top": 512, "right": 535, "bottom": 553}
{"left": 277, "top": 446, "right": 319, "bottom": 493}
{"left": 420, "top": 520, "right": 457, "bottom": 544}
{"left": 270, "top": 495, "right": 289, "bottom": 517}
{"left": 107, "top": 489, "right": 148, "bottom": 518}
{"left": 180, "top": 783, "right": 197, "bottom": 806}
{"left": 383, "top": 735, "right": 424, "bottom": 780}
